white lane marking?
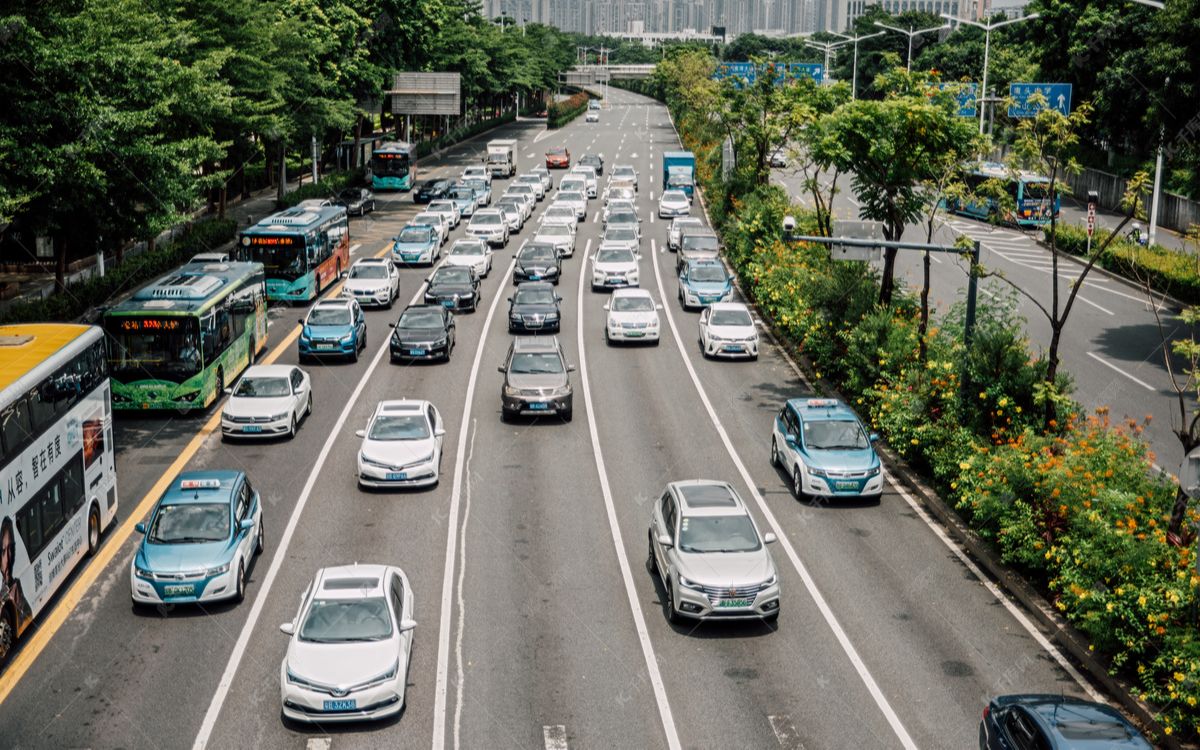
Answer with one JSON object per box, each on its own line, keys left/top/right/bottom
{"left": 349, "top": 243, "right": 362, "bottom": 254}
{"left": 534, "top": 129, "right": 551, "bottom": 143}
{"left": 451, "top": 421, "right": 479, "bottom": 750}
{"left": 542, "top": 725, "right": 569, "bottom": 750}
{"left": 525, "top": 152, "right": 535, "bottom": 158}
{"left": 649, "top": 213, "right": 655, "bottom": 225}
{"left": 768, "top": 715, "right": 805, "bottom": 750}
{"left": 306, "top": 740, "right": 332, "bottom": 750}
{"left": 648, "top": 238, "right": 918, "bottom": 750}
{"left": 437, "top": 255, "right": 519, "bottom": 750}
{"left": 649, "top": 190, "right": 654, "bottom": 201}
{"left": 575, "top": 242, "right": 682, "bottom": 750}
{"left": 193, "top": 263, "right": 439, "bottom": 750}
{"left": 1087, "top": 352, "right": 1157, "bottom": 391}
{"left": 593, "top": 210, "right": 600, "bottom": 223}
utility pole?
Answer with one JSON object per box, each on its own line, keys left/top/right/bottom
{"left": 941, "top": 13, "right": 1040, "bottom": 135}
{"left": 831, "top": 30, "right": 886, "bottom": 99}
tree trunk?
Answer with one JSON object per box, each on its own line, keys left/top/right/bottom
{"left": 1169, "top": 487, "right": 1194, "bottom": 538}
{"left": 918, "top": 249, "right": 931, "bottom": 365}
{"left": 1044, "top": 323, "right": 1063, "bottom": 426}
{"left": 239, "top": 161, "right": 249, "bottom": 200}
{"left": 276, "top": 143, "right": 287, "bottom": 206}
{"left": 352, "top": 114, "right": 364, "bottom": 170}
{"left": 879, "top": 246, "right": 898, "bottom": 307}
{"left": 54, "top": 235, "right": 67, "bottom": 293}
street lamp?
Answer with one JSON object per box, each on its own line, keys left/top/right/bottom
{"left": 801, "top": 38, "right": 850, "bottom": 80}
{"left": 941, "top": 12, "right": 1041, "bottom": 135}
{"left": 831, "top": 30, "right": 886, "bottom": 99}
{"left": 872, "top": 21, "right": 950, "bottom": 71}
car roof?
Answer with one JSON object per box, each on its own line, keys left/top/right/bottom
{"left": 662, "top": 189, "right": 688, "bottom": 197}
{"left": 785, "top": 397, "right": 860, "bottom": 423}
{"left": 402, "top": 223, "right": 435, "bottom": 232}
{"left": 313, "top": 564, "right": 393, "bottom": 600}
{"left": 452, "top": 237, "right": 485, "bottom": 246}
{"left": 512, "top": 336, "right": 562, "bottom": 352}
{"left": 670, "top": 480, "right": 747, "bottom": 517}
{"left": 473, "top": 208, "right": 502, "bottom": 217}
{"left": 547, "top": 147, "right": 567, "bottom": 153}
{"left": 241, "top": 364, "right": 296, "bottom": 379}
{"left": 402, "top": 303, "right": 446, "bottom": 314}
{"left": 1013, "top": 696, "right": 1150, "bottom": 748}
{"left": 353, "top": 257, "right": 389, "bottom": 266}
{"left": 161, "top": 470, "right": 242, "bottom": 506}
{"left": 374, "top": 399, "right": 428, "bottom": 415}
{"left": 313, "top": 298, "right": 354, "bottom": 310}
{"left": 674, "top": 217, "right": 703, "bottom": 225}
{"left": 709, "top": 301, "right": 749, "bottom": 312}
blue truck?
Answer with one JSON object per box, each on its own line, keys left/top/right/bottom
{"left": 662, "top": 151, "right": 696, "bottom": 200}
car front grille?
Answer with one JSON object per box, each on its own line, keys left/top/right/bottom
{"left": 623, "top": 321, "right": 649, "bottom": 329}
{"left": 227, "top": 415, "right": 272, "bottom": 424}
{"left": 823, "top": 469, "right": 870, "bottom": 479}
{"left": 700, "top": 582, "right": 768, "bottom": 600}
{"left": 522, "top": 314, "right": 546, "bottom": 328}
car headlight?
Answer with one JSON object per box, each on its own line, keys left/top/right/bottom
{"left": 648, "top": 319, "right": 659, "bottom": 328}
{"left": 206, "top": 562, "right": 230, "bottom": 576}
{"left": 593, "top": 272, "right": 605, "bottom": 282}
{"left": 808, "top": 466, "right": 827, "bottom": 478}
{"left": 269, "top": 412, "right": 289, "bottom": 421}
{"left": 359, "top": 658, "right": 400, "bottom": 689}
{"left": 762, "top": 572, "right": 778, "bottom": 587}
{"left": 548, "top": 385, "right": 571, "bottom": 397}
{"left": 341, "top": 333, "right": 355, "bottom": 344}
{"left": 608, "top": 317, "right": 619, "bottom": 329}
{"left": 430, "top": 337, "right": 447, "bottom": 347}
{"left": 286, "top": 666, "right": 319, "bottom": 689}
{"left": 361, "top": 454, "right": 392, "bottom": 469}
{"left": 503, "top": 385, "right": 520, "bottom": 397}
{"left": 678, "top": 575, "right": 705, "bottom": 591}
{"left": 867, "top": 466, "right": 881, "bottom": 476}
{"left": 510, "top": 313, "right": 522, "bottom": 321}
{"left": 134, "top": 565, "right": 154, "bottom": 579}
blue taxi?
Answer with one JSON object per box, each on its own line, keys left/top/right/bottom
{"left": 130, "top": 470, "right": 264, "bottom": 607}
{"left": 678, "top": 258, "right": 734, "bottom": 310}
{"left": 391, "top": 224, "right": 441, "bottom": 266}
{"left": 770, "top": 398, "right": 883, "bottom": 503}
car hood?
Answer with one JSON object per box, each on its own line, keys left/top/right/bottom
{"left": 601, "top": 239, "right": 638, "bottom": 252}
{"left": 286, "top": 636, "right": 402, "bottom": 688}
{"left": 511, "top": 302, "right": 559, "bottom": 316}
{"left": 593, "top": 260, "right": 638, "bottom": 274}
{"left": 394, "top": 325, "right": 447, "bottom": 342}
{"left": 803, "top": 446, "right": 879, "bottom": 472}
{"left": 344, "top": 278, "right": 389, "bottom": 293}
{"left": 428, "top": 281, "right": 473, "bottom": 295}
{"left": 675, "top": 549, "right": 774, "bottom": 588}
{"left": 517, "top": 260, "right": 558, "bottom": 272}
{"left": 137, "top": 537, "right": 234, "bottom": 573}
{"left": 707, "top": 323, "right": 756, "bottom": 339}
{"left": 685, "top": 279, "right": 731, "bottom": 294}
{"left": 444, "top": 256, "right": 485, "bottom": 268}
{"left": 507, "top": 372, "right": 567, "bottom": 389}
{"left": 361, "top": 436, "right": 435, "bottom": 466}
{"left": 609, "top": 310, "right": 658, "bottom": 325}
{"left": 304, "top": 324, "right": 353, "bottom": 338}
{"left": 393, "top": 240, "right": 435, "bottom": 252}
{"left": 223, "top": 395, "right": 294, "bottom": 419}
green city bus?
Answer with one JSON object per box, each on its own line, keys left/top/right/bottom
{"left": 103, "top": 261, "right": 267, "bottom": 411}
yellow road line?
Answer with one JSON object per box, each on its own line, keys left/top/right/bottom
{"left": 0, "top": 241, "right": 391, "bottom": 705}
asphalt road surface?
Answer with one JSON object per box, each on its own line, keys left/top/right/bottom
{"left": 1, "top": 89, "right": 1104, "bottom": 750}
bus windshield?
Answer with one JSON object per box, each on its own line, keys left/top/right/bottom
{"left": 245, "top": 239, "right": 307, "bottom": 281}
{"left": 372, "top": 153, "right": 410, "bottom": 177}
{"left": 1022, "top": 180, "right": 1052, "bottom": 200}
{"left": 105, "top": 316, "right": 203, "bottom": 383}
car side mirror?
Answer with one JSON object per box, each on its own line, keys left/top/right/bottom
{"left": 602, "top": 303, "right": 610, "bottom": 311}
{"left": 497, "top": 365, "right": 506, "bottom": 373}
{"left": 434, "top": 427, "right": 446, "bottom": 437}
{"left": 297, "top": 318, "right": 305, "bottom": 326}
{"left": 388, "top": 322, "right": 396, "bottom": 328}
{"left": 763, "top": 532, "right": 778, "bottom": 544}
{"left": 135, "top": 522, "right": 146, "bottom": 534}
{"left": 555, "top": 296, "right": 563, "bottom": 302}
{"left": 869, "top": 432, "right": 880, "bottom": 443}
{"left": 567, "top": 364, "right": 576, "bottom": 372}
{"left": 399, "top": 619, "right": 418, "bottom": 632}
{"left": 224, "top": 387, "right": 233, "bottom": 395}
{"left": 656, "top": 533, "right": 673, "bottom": 548}
{"left": 279, "top": 622, "right": 295, "bottom": 635}
{"left": 355, "top": 429, "right": 365, "bottom": 438}
{"left": 506, "top": 296, "right": 513, "bottom": 303}
{"left": 239, "top": 518, "right": 254, "bottom": 532}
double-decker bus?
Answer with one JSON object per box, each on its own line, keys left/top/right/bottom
{"left": 103, "top": 261, "right": 267, "bottom": 410}
{"left": 370, "top": 141, "right": 417, "bottom": 191}
{"left": 0, "top": 324, "right": 117, "bottom": 665}
{"left": 236, "top": 206, "right": 349, "bottom": 303}
{"left": 944, "top": 162, "right": 1061, "bottom": 227}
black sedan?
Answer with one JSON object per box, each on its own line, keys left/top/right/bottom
{"left": 578, "top": 154, "right": 604, "bottom": 175}
{"left": 337, "top": 187, "right": 376, "bottom": 216}
{"left": 507, "top": 282, "right": 562, "bottom": 333}
{"left": 389, "top": 304, "right": 456, "bottom": 362}
{"left": 414, "top": 179, "right": 451, "bottom": 204}
{"left": 512, "top": 242, "right": 562, "bottom": 286}
{"left": 424, "top": 266, "right": 481, "bottom": 312}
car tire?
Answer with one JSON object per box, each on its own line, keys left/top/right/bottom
{"left": 234, "top": 560, "right": 246, "bottom": 603}
{"left": 288, "top": 415, "right": 297, "bottom": 439}
{"left": 648, "top": 531, "right": 657, "bottom": 573}
{"left": 86, "top": 504, "right": 101, "bottom": 557}
{"left": 664, "top": 580, "right": 682, "bottom": 625}
{"left": 793, "top": 467, "right": 807, "bottom": 502}
{"left": 255, "top": 519, "right": 265, "bottom": 555}
{"left": 561, "top": 407, "right": 573, "bottom": 423}
{"left": 770, "top": 437, "right": 781, "bottom": 468}
{"left": 604, "top": 327, "right": 612, "bottom": 345}
{"left": 305, "top": 393, "right": 313, "bottom": 417}
{"left": 350, "top": 343, "right": 359, "bottom": 363}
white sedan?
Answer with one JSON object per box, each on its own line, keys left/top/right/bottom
{"left": 342, "top": 258, "right": 399, "bottom": 308}
{"left": 658, "top": 189, "right": 691, "bottom": 218}
{"left": 604, "top": 288, "right": 662, "bottom": 344}
{"left": 221, "top": 365, "right": 312, "bottom": 439}
{"left": 539, "top": 203, "right": 579, "bottom": 230}
{"left": 426, "top": 199, "right": 462, "bottom": 228}
{"left": 555, "top": 191, "right": 588, "bottom": 221}
{"left": 444, "top": 238, "right": 494, "bottom": 277}
{"left": 279, "top": 564, "right": 416, "bottom": 724}
{"left": 590, "top": 246, "right": 641, "bottom": 291}
{"left": 698, "top": 302, "right": 759, "bottom": 360}
{"left": 356, "top": 399, "right": 445, "bottom": 489}
{"left": 534, "top": 221, "right": 577, "bottom": 258}
{"left": 411, "top": 212, "right": 449, "bottom": 245}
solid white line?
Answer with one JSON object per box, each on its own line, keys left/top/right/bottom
{"left": 533, "top": 129, "right": 551, "bottom": 144}
{"left": 575, "top": 242, "right": 682, "bottom": 750}
{"left": 349, "top": 243, "right": 362, "bottom": 254}
{"left": 436, "top": 256, "right": 519, "bottom": 750}
{"left": 542, "top": 725, "right": 569, "bottom": 750}
{"left": 768, "top": 715, "right": 804, "bottom": 750}
{"left": 648, "top": 238, "right": 918, "bottom": 750}
{"left": 192, "top": 268, "right": 437, "bottom": 750}
{"left": 1087, "top": 352, "right": 1157, "bottom": 391}
{"left": 451, "top": 421, "right": 478, "bottom": 750}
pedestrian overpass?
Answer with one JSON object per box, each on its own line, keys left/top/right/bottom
{"left": 560, "top": 64, "right": 656, "bottom": 86}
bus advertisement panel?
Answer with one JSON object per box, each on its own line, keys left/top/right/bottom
{"left": 371, "top": 141, "right": 416, "bottom": 191}
{"left": 0, "top": 324, "right": 118, "bottom": 665}
{"left": 943, "top": 162, "right": 1061, "bottom": 228}
{"left": 103, "top": 261, "right": 267, "bottom": 410}
{"left": 237, "top": 206, "right": 349, "bottom": 302}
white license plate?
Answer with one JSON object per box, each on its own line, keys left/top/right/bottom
{"left": 715, "top": 598, "right": 753, "bottom": 608}
{"left": 316, "top": 344, "right": 336, "bottom": 351}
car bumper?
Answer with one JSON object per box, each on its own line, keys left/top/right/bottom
{"left": 391, "top": 341, "right": 450, "bottom": 361}
{"left": 804, "top": 473, "right": 884, "bottom": 500}
{"left": 607, "top": 325, "right": 659, "bottom": 341}
{"left": 508, "top": 318, "right": 561, "bottom": 333}
{"left": 392, "top": 250, "right": 435, "bottom": 265}
{"left": 130, "top": 564, "right": 239, "bottom": 604}
{"left": 468, "top": 230, "right": 506, "bottom": 246}
{"left": 673, "top": 581, "right": 781, "bottom": 621}
{"left": 358, "top": 459, "right": 439, "bottom": 488}
{"left": 424, "top": 293, "right": 475, "bottom": 310}
{"left": 659, "top": 206, "right": 689, "bottom": 218}
{"left": 299, "top": 340, "right": 357, "bottom": 357}
{"left": 344, "top": 288, "right": 393, "bottom": 307}
{"left": 281, "top": 673, "right": 406, "bottom": 724}
{"left": 683, "top": 290, "right": 733, "bottom": 307}
{"left": 221, "top": 415, "right": 291, "bottom": 437}
{"left": 514, "top": 271, "right": 559, "bottom": 284}
{"left": 502, "top": 394, "right": 572, "bottom": 416}
{"left": 703, "top": 338, "right": 759, "bottom": 358}
{"left": 592, "top": 274, "right": 639, "bottom": 290}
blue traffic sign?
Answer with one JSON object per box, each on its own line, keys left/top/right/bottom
{"left": 1008, "top": 83, "right": 1072, "bottom": 118}
{"left": 715, "top": 62, "right": 757, "bottom": 84}
{"left": 715, "top": 62, "right": 823, "bottom": 87}
{"left": 938, "top": 82, "right": 977, "bottom": 117}
{"left": 783, "top": 63, "right": 824, "bottom": 84}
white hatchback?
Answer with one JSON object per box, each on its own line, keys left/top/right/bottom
{"left": 444, "top": 238, "right": 494, "bottom": 277}
{"left": 221, "top": 365, "right": 312, "bottom": 439}
{"left": 698, "top": 302, "right": 759, "bottom": 360}
{"left": 356, "top": 400, "right": 445, "bottom": 489}
{"left": 604, "top": 288, "right": 662, "bottom": 344}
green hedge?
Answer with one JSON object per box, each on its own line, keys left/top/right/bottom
{"left": 1047, "top": 224, "right": 1200, "bottom": 304}
{"left": 0, "top": 219, "right": 237, "bottom": 325}
{"left": 610, "top": 78, "right": 665, "bottom": 101}
{"left": 546, "top": 91, "right": 590, "bottom": 129}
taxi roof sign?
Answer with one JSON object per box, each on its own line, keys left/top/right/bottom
{"left": 802, "top": 398, "right": 839, "bottom": 408}
{"left": 180, "top": 479, "right": 222, "bottom": 490}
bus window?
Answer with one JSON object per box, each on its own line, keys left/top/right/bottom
{"left": 62, "top": 455, "right": 84, "bottom": 516}
{"left": 38, "top": 482, "right": 66, "bottom": 543}
{"left": 1, "top": 399, "right": 33, "bottom": 457}
{"left": 310, "top": 231, "right": 331, "bottom": 266}
{"left": 27, "top": 388, "right": 56, "bottom": 435}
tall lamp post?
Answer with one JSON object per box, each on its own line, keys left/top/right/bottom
{"left": 831, "top": 30, "right": 886, "bottom": 99}
{"left": 940, "top": 12, "right": 1040, "bottom": 135}
{"left": 801, "top": 38, "right": 850, "bottom": 81}
{"left": 872, "top": 21, "right": 950, "bottom": 71}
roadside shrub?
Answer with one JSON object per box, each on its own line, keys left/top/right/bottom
{"left": 415, "top": 111, "right": 516, "bottom": 158}
{"left": 546, "top": 91, "right": 590, "bottom": 129}
{"left": 1048, "top": 224, "right": 1200, "bottom": 304}
{"left": 277, "top": 171, "right": 359, "bottom": 210}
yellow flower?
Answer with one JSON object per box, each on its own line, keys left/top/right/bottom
{"left": 1106, "top": 602, "right": 1114, "bottom": 612}
{"left": 1189, "top": 696, "right": 1198, "bottom": 707}
{"left": 959, "top": 461, "right": 972, "bottom": 470}
{"left": 998, "top": 397, "right": 1009, "bottom": 407}
{"left": 910, "top": 438, "right": 919, "bottom": 445}
{"left": 1138, "top": 595, "right": 1147, "bottom": 607}
{"left": 1176, "top": 672, "right": 1187, "bottom": 682}
{"left": 978, "top": 391, "right": 987, "bottom": 399}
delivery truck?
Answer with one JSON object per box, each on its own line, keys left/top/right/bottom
{"left": 485, "top": 139, "right": 518, "bottom": 178}
{"left": 662, "top": 151, "right": 696, "bottom": 200}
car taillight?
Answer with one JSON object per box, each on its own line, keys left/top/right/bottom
{"left": 982, "top": 704, "right": 989, "bottom": 721}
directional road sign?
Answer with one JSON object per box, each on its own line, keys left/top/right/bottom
{"left": 783, "top": 63, "right": 824, "bottom": 84}
{"left": 715, "top": 62, "right": 757, "bottom": 84}
{"left": 1008, "top": 83, "right": 1072, "bottom": 118}
{"left": 715, "top": 62, "right": 823, "bottom": 87}
{"left": 938, "top": 82, "right": 977, "bottom": 117}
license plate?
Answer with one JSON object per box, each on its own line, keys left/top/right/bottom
{"left": 386, "top": 472, "right": 407, "bottom": 481}
{"left": 528, "top": 402, "right": 549, "bottom": 410}
{"left": 323, "top": 699, "right": 357, "bottom": 711}
{"left": 529, "top": 274, "right": 541, "bottom": 281}
{"left": 722, "top": 345, "right": 744, "bottom": 353}
{"left": 607, "top": 278, "right": 623, "bottom": 285}
{"left": 316, "top": 344, "right": 336, "bottom": 351}
{"left": 715, "top": 598, "right": 753, "bottom": 608}
{"left": 835, "top": 481, "right": 859, "bottom": 490}
{"left": 242, "top": 425, "right": 262, "bottom": 433}
{"left": 409, "top": 348, "right": 426, "bottom": 356}
{"left": 626, "top": 331, "right": 644, "bottom": 338}
{"left": 163, "top": 584, "right": 194, "bottom": 596}
{"left": 403, "top": 254, "right": 420, "bottom": 261}
{"left": 441, "top": 299, "right": 454, "bottom": 307}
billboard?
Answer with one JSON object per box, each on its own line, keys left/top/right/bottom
{"left": 389, "top": 72, "right": 462, "bottom": 116}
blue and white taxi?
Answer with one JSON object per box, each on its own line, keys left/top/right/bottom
{"left": 770, "top": 398, "right": 883, "bottom": 503}
{"left": 131, "top": 471, "right": 263, "bottom": 606}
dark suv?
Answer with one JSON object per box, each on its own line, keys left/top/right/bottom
{"left": 498, "top": 337, "right": 574, "bottom": 422}
{"left": 979, "top": 694, "right": 1151, "bottom": 750}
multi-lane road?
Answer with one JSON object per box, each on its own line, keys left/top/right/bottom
{"left": 1, "top": 88, "right": 1103, "bottom": 750}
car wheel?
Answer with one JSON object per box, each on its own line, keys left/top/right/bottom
{"left": 604, "top": 327, "right": 612, "bottom": 345}
{"left": 350, "top": 343, "right": 359, "bottom": 363}
{"left": 234, "top": 560, "right": 246, "bottom": 603}
{"left": 793, "top": 467, "right": 807, "bottom": 502}
{"left": 561, "top": 407, "right": 573, "bottom": 423}
{"left": 771, "top": 438, "right": 781, "bottom": 468}
{"left": 664, "top": 580, "right": 682, "bottom": 625}
{"left": 255, "top": 518, "right": 265, "bottom": 555}
{"left": 86, "top": 504, "right": 101, "bottom": 556}
{"left": 288, "top": 415, "right": 297, "bottom": 439}
{"left": 305, "top": 393, "right": 313, "bottom": 417}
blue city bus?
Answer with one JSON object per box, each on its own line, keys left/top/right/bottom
{"left": 944, "top": 162, "right": 1061, "bottom": 228}
{"left": 370, "top": 141, "right": 417, "bottom": 191}
{"left": 235, "top": 206, "right": 350, "bottom": 303}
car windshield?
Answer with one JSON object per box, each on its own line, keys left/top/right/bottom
{"left": 521, "top": 247, "right": 556, "bottom": 262}
{"left": 398, "top": 227, "right": 431, "bottom": 243}
{"left": 434, "top": 268, "right": 471, "bottom": 284}
{"left": 609, "top": 213, "right": 637, "bottom": 226}
{"left": 663, "top": 191, "right": 687, "bottom": 202}
{"left": 300, "top": 597, "right": 393, "bottom": 643}
{"left": 429, "top": 201, "right": 454, "bottom": 211}
{"left": 710, "top": 309, "right": 752, "bottom": 327}
{"left": 804, "top": 420, "right": 869, "bottom": 450}
{"left": 606, "top": 227, "right": 637, "bottom": 241}
{"left": 509, "top": 352, "right": 565, "bottom": 374}
{"left": 684, "top": 235, "right": 720, "bottom": 252}
{"left": 473, "top": 213, "right": 501, "bottom": 225}
{"left": 610, "top": 190, "right": 634, "bottom": 201}
{"left": 233, "top": 376, "right": 291, "bottom": 398}
{"left": 420, "top": 181, "right": 442, "bottom": 190}
{"left": 449, "top": 189, "right": 473, "bottom": 199}
{"left": 368, "top": 414, "right": 430, "bottom": 440}
{"left": 515, "top": 287, "right": 556, "bottom": 305}
{"left": 678, "top": 515, "right": 761, "bottom": 554}
{"left": 464, "top": 179, "right": 486, "bottom": 191}
{"left": 559, "top": 191, "right": 584, "bottom": 201}
{"left": 613, "top": 296, "right": 654, "bottom": 312}
{"left": 546, "top": 207, "right": 574, "bottom": 219}
{"left": 451, "top": 242, "right": 483, "bottom": 256}
{"left": 690, "top": 266, "right": 727, "bottom": 282}
{"left": 148, "top": 502, "right": 230, "bottom": 544}
{"left": 548, "top": 148, "right": 566, "bottom": 156}
{"left": 307, "top": 308, "right": 351, "bottom": 326}
{"left": 597, "top": 249, "right": 635, "bottom": 263}
{"left": 398, "top": 310, "right": 443, "bottom": 328}
{"left": 350, "top": 264, "right": 389, "bottom": 279}
{"left": 674, "top": 220, "right": 702, "bottom": 232}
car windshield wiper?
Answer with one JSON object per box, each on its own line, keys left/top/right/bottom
{"left": 337, "top": 635, "right": 388, "bottom": 642}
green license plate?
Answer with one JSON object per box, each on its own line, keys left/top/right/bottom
{"left": 715, "top": 598, "right": 753, "bottom": 608}
{"left": 163, "top": 584, "right": 195, "bottom": 596}
{"left": 835, "top": 481, "right": 858, "bottom": 490}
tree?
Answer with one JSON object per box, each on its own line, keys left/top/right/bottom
{"left": 787, "top": 82, "right": 852, "bottom": 238}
